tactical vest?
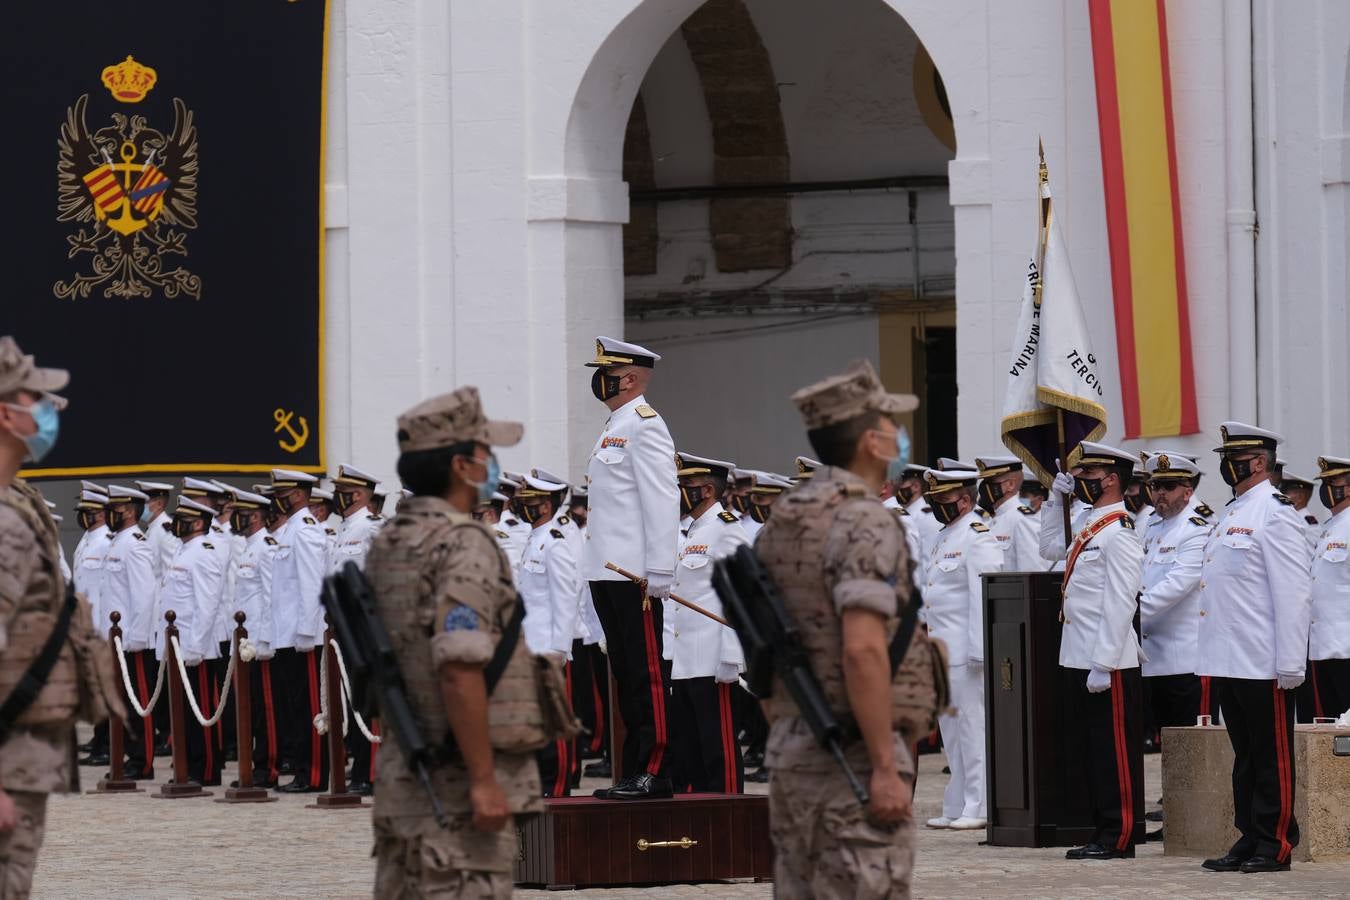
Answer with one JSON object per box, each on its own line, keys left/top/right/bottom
{"left": 756, "top": 471, "right": 948, "bottom": 745}
{"left": 0, "top": 481, "right": 79, "bottom": 728}
{"left": 368, "top": 504, "right": 546, "bottom": 754}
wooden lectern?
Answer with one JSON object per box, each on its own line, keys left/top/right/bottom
{"left": 981, "top": 571, "right": 1097, "bottom": 847}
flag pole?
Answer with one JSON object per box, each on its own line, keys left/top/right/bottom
{"left": 1039, "top": 140, "right": 1074, "bottom": 546}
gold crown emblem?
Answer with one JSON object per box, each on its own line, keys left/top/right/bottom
{"left": 925, "top": 472, "right": 938, "bottom": 489}
{"left": 1157, "top": 454, "right": 1171, "bottom": 471}
{"left": 595, "top": 339, "right": 604, "bottom": 357}
{"left": 102, "top": 56, "right": 157, "bottom": 103}
{"left": 1319, "top": 457, "right": 1330, "bottom": 472}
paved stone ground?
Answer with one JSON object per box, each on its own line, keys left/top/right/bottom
{"left": 31, "top": 745, "right": 1350, "bottom": 898}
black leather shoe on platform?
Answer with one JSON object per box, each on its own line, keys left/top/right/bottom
{"left": 608, "top": 773, "right": 674, "bottom": 800}
{"left": 1201, "top": 853, "right": 1248, "bottom": 872}
{"left": 1239, "top": 856, "right": 1290, "bottom": 873}
{"left": 1067, "top": 843, "right": 1134, "bottom": 860}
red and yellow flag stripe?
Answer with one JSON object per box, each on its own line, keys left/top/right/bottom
{"left": 1089, "top": 0, "right": 1197, "bottom": 438}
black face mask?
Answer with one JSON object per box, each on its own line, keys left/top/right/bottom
{"left": 749, "top": 502, "right": 770, "bottom": 524}
{"left": 77, "top": 511, "right": 97, "bottom": 531}
{"left": 591, "top": 370, "right": 622, "bottom": 402}
{"left": 931, "top": 498, "right": 962, "bottom": 525}
{"left": 271, "top": 495, "right": 289, "bottom": 516}
{"left": 679, "top": 485, "right": 706, "bottom": 517}
{"left": 728, "top": 494, "right": 748, "bottom": 515}
{"left": 1221, "top": 456, "right": 1253, "bottom": 487}
{"left": 105, "top": 510, "right": 124, "bottom": 532}
{"left": 230, "top": 511, "right": 254, "bottom": 533}
{"left": 520, "top": 503, "right": 546, "bottom": 525}
{"left": 1124, "top": 491, "right": 1146, "bottom": 514}
{"left": 172, "top": 519, "right": 196, "bottom": 539}
{"left": 335, "top": 490, "right": 357, "bottom": 513}
{"left": 1320, "top": 482, "right": 1348, "bottom": 510}
{"left": 1074, "top": 476, "right": 1105, "bottom": 505}
{"left": 977, "top": 480, "right": 1004, "bottom": 513}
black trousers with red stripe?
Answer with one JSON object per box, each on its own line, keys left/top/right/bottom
{"left": 570, "top": 639, "right": 610, "bottom": 759}
{"left": 275, "top": 647, "right": 328, "bottom": 788}
{"left": 669, "top": 677, "right": 743, "bottom": 794}
{"left": 589, "top": 580, "right": 668, "bottom": 780}
{"left": 124, "top": 650, "right": 158, "bottom": 777}
{"left": 1062, "top": 667, "right": 1144, "bottom": 851}
{"left": 1217, "top": 677, "right": 1299, "bottom": 862}
{"left": 1146, "top": 673, "right": 1218, "bottom": 733}
{"left": 185, "top": 662, "right": 222, "bottom": 785}
{"left": 250, "top": 658, "right": 281, "bottom": 785}
{"left": 1312, "top": 658, "right": 1350, "bottom": 721}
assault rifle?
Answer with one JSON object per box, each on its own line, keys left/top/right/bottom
{"left": 322, "top": 562, "right": 449, "bottom": 828}
{"left": 712, "top": 544, "right": 926, "bottom": 807}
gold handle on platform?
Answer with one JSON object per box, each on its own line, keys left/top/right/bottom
{"left": 636, "top": 836, "right": 699, "bottom": 851}
{"left": 1000, "top": 657, "right": 1013, "bottom": 691}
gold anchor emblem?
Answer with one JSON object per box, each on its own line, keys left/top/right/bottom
{"left": 273, "top": 408, "right": 310, "bottom": 454}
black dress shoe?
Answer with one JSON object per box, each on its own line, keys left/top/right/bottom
{"left": 609, "top": 773, "right": 674, "bottom": 800}
{"left": 743, "top": 751, "right": 764, "bottom": 769}
{"left": 1239, "top": 856, "right": 1290, "bottom": 873}
{"left": 1066, "top": 842, "right": 1134, "bottom": 860}
{"left": 348, "top": 780, "right": 374, "bottom": 796}
{"left": 78, "top": 741, "right": 94, "bottom": 753}
{"left": 1201, "top": 853, "right": 1249, "bottom": 872}
{"left": 127, "top": 769, "right": 155, "bottom": 781}
{"left": 153, "top": 742, "right": 172, "bottom": 757}
{"left": 276, "top": 778, "right": 317, "bottom": 793}
{"left": 79, "top": 753, "right": 111, "bottom": 767}
{"left": 1145, "top": 809, "right": 1164, "bottom": 822}
{"left": 279, "top": 761, "right": 295, "bottom": 776}
{"left": 583, "top": 760, "right": 611, "bottom": 779}
{"left": 746, "top": 768, "right": 769, "bottom": 783}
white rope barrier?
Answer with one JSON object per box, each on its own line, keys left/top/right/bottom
{"left": 112, "top": 635, "right": 167, "bottom": 719}
{"left": 329, "top": 639, "right": 381, "bottom": 744}
{"left": 169, "top": 635, "right": 237, "bottom": 728}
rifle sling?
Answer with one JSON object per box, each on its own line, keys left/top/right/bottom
{"left": 437, "top": 595, "right": 525, "bottom": 761}
{"left": 838, "top": 588, "right": 924, "bottom": 747}
{"left": 0, "top": 587, "right": 78, "bottom": 746}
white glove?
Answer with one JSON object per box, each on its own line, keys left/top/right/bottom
{"left": 715, "top": 662, "right": 740, "bottom": 684}
{"left": 183, "top": 652, "right": 203, "bottom": 667}
{"left": 598, "top": 640, "right": 608, "bottom": 656}
{"left": 295, "top": 635, "right": 316, "bottom": 653}
{"left": 1052, "top": 467, "right": 1075, "bottom": 499}
{"left": 239, "top": 639, "right": 257, "bottom": 663}
{"left": 644, "top": 571, "right": 673, "bottom": 601}
{"left": 1086, "top": 667, "right": 1112, "bottom": 693}
{"left": 1277, "top": 672, "right": 1305, "bottom": 691}
{"left": 255, "top": 640, "right": 275, "bottom": 661}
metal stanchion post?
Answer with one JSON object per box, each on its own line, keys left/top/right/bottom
{"left": 91, "top": 611, "right": 142, "bottom": 795}
{"left": 155, "top": 610, "right": 211, "bottom": 799}
{"left": 219, "top": 612, "right": 276, "bottom": 804}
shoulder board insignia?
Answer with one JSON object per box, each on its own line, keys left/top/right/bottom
{"left": 494, "top": 529, "right": 508, "bottom": 539}
{"left": 549, "top": 528, "right": 565, "bottom": 539}
{"left": 504, "top": 517, "right": 519, "bottom": 527}
{"left": 202, "top": 542, "right": 215, "bottom": 550}
{"left": 970, "top": 522, "right": 990, "bottom": 533}
{"left": 1018, "top": 505, "right": 1036, "bottom": 516}
{"left": 1189, "top": 516, "right": 1208, "bottom": 526}
{"left": 1195, "top": 503, "right": 1214, "bottom": 518}
{"left": 324, "top": 528, "right": 336, "bottom": 536}
{"left": 368, "top": 514, "right": 383, "bottom": 521}
{"left": 718, "top": 511, "right": 737, "bottom": 523}
{"left": 1306, "top": 515, "right": 1319, "bottom": 525}
{"left": 1120, "top": 516, "right": 1135, "bottom": 530}
{"left": 921, "top": 506, "right": 932, "bottom": 514}
{"left": 303, "top": 516, "right": 317, "bottom": 525}
{"left": 1274, "top": 493, "right": 1294, "bottom": 506}
{"left": 557, "top": 514, "right": 570, "bottom": 525}
{"left": 635, "top": 404, "right": 658, "bottom": 419}
{"left": 211, "top": 525, "right": 223, "bottom": 533}
{"left": 895, "top": 504, "right": 909, "bottom": 516}
{"left": 264, "top": 536, "right": 278, "bottom": 545}
{"left": 133, "top": 532, "right": 146, "bottom": 541}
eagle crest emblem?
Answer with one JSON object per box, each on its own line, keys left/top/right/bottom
{"left": 55, "top": 57, "right": 200, "bottom": 300}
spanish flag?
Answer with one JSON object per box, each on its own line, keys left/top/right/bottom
{"left": 1089, "top": 0, "right": 1197, "bottom": 438}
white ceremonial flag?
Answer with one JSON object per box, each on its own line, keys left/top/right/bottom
{"left": 1001, "top": 143, "right": 1108, "bottom": 485}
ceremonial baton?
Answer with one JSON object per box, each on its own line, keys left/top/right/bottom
{"left": 604, "top": 562, "right": 731, "bottom": 627}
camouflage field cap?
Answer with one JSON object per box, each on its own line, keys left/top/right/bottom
{"left": 0, "top": 336, "right": 69, "bottom": 398}
{"left": 397, "top": 386, "right": 523, "bottom": 453}
{"left": 790, "top": 359, "right": 918, "bottom": 430}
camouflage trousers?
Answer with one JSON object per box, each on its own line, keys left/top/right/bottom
{"left": 372, "top": 814, "right": 517, "bottom": 899}
{"left": 0, "top": 791, "right": 46, "bottom": 900}
{"left": 769, "top": 764, "right": 915, "bottom": 899}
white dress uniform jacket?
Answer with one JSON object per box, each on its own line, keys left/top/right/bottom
{"left": 157, "top": 534, "right": 226, "bottom": 665}
{"left": 518, "top": 521, "right": 582, "bottom": 658}
{"left": 253, "top": 534, "right": 281, "bottom": 658}
{"left": 1139, "top": 501, "right": 1212, "bottom": 676}
{"left": 331, "top": 511, "right": 383, "bottom": 573}
{"left": 495, "top": 512, "right": 530, "bottom": 574}
{"left": 207, "top": 521, "right": 244, "bottom": 656}
{"left": 230, "top": 530, "right": 273, "bottom": 650}
{"left": 905, "top": 494, "right": 941, "bottom": 563}
{"left": 738, "top": 515, "right": 764, "bottom": 543}
{"left": 146, "top": 510, "right": 177, "bottom": 582}
{"left": 548, "top": 509, "right": 594, "bottom": 644}
{"left": 73, "top": 528, "right": 110, "bottom": 626}
{"left": 1196, "top": 480, "right": 1313, "bottom": 680}
{"left": 269, "top": 512, "right": 328, "bottom": 651}
{"left": 883, "top": 498, "right": 923, "bottom": 589}
{"left": 1303, "top": 512, "right": 1324, "bottom": 554}
{"left": 923, "top": 509, "right": 1004, "bottom": 665}
{"left": 1308, "top": 508, "right": 1350, "bottom": 661}
{"left": 1040, "top": 498, "right": 1144, "bottom": 671}
{"left": 101, "top": 526, "right": 157, "bottom": 652}
{"left": 669, "top": 504, "right": 748, "bottom": 680}
{"left": 988, "top": 495, "right": 1047, "bottom": 572}
{"left": 581, "top": 394, "right": 680, "bottom": 583}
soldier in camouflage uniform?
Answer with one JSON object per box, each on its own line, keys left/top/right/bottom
{"left": 365, "top": 386, "right": 546, "bottom": 899}
{"left": 757, "top": 359, "right": 943, "bottom": 900}
{"left": 0, "top": 336, "right": 74, "bottom": 897}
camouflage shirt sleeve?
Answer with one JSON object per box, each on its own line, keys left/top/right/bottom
{"left": 0, "top": 504, "right": 38, "bottom": 653}
{"left": 429, "top": 522, "right": 513, "bottom": 669}
{"left": 823, "top": 498, "right": 908, "bottom": 617}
